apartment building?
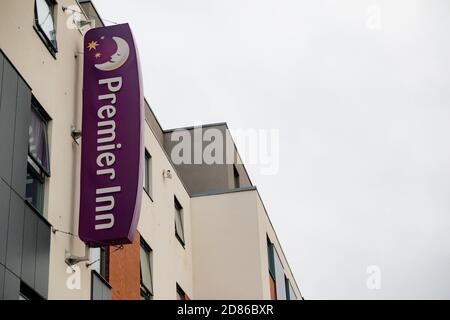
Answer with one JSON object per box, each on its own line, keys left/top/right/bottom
{"left": 0, "top": 0, "right": 302, "bottom": 300}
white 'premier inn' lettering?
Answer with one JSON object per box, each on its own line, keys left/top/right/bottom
{"left": 94, "top": 77, "right": 123, "bottom": 230}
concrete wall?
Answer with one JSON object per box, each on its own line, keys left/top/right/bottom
{"left": 256, "top": 195, "right": 302, "bottom": 300}
{"left": 164, "top": 124, "right": 230, "bottom": 195}
{"left": 139, "top": 119, "right": 194, "bottom": 299}
{"left": 191, "top": 188, "right": 302, "bottom": 300}
{"left": 164, "top": 124, "right": 252, "bottom": 195}
{"left": 145, "top": 100, "right": 165, "bottom": 147}
{"left": 225, "top": 133, "right": 252, "bottom": 190}
{"left": 191, "top": 189, "right": 263, "bottom": 299}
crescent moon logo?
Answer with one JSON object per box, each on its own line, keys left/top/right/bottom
{"left": 94, "top": 36, "right": 130, "bottom": 71}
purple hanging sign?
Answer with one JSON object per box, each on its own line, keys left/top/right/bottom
{"left": 79, "top": 24, "right": 144, "bottom": 247}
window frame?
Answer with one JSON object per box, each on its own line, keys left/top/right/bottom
{"left": 140, "top": 238, "right": 153, "bottom": 300}
{"left": 174, "top": 196, "right": 185, "bottom": 247}
{"left": 140, "top": 286, "right": 152, "bottom": 300}
{"left": 29, "top": 98, "right": 51, "bottom": 177}
{"left": 143, "top": 149, "right": 153, "bottom": 200}
{"left": 267, "top": 236, "right": 276, "bottom": 279}
{"left": 25, "top": 162, "right": 45, "bottom": 214}
{"left": 233, "top": 164, "right": 240, "bottom": 188}
{"left": 176, "top": 283, "right": 187, "bottom": 300}
{"left": 26, "top": 98, "right": 51, "bottom": 216}
{"left": 33, "top": 0, "right": 58, "bottom": 57}
{"left": 285, "top": 276, "right": 291, "bottom": 300}
{"left": 273, "top": 247, "right": 287, "bottom": 300}
{"left": 99, "top": 246, "right": 108, "bottom": 280}
{"left": 286, "top": 277, "right": 297, "bottom": 300}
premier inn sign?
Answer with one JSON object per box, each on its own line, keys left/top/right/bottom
{"left": 79, "top": 24, "right": 144, "bottom": 246}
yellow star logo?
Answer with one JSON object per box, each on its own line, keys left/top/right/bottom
{"left": 87, "top": 40, "right": 99, "bottom": 51}
{"left": 95, "top": 52, "right": 102, "bottom": 59}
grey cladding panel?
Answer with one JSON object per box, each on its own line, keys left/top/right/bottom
{"left": 35, "top": 218, "right": 50, "bottom": 298}
{"left": 91, "top": 272, "right": 111, "bottom": 300}
{"left": 0, "top": 53, "right": 3, "bottom": 103}
{"left": 11, "top": 78, "right": 31, "bottom": 198}
{"left": 102, "top": 284, "right": 112, "bottom": 300}
{"left": 3, "top": 269, "right": 19, "bottom": 300}
{"left": 0, "top": 60, "right": 18, "bottom": 185}
{"left": 5, "top": 191, "right": 24, "bottom": 277}
{"left": 21, "top": 206, "right": 38, "bottom": 288}
{"left": 91, "top": 273, "right": 103, "bottom": 300}
{"left": 0, "top": 180, "right": 10, "bottom": 265}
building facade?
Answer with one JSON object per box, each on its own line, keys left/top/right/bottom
{"left": 0, "top": 0, "right": 302, "bottom": 300}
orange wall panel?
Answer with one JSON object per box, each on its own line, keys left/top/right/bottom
{"left": 108, "top": 233, "right": 141, "bottom": 300}
{"left": 269, "top": 274, "right": 277, "bottom": 300}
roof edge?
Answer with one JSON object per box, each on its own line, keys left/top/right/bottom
{"left": 191, "top": 186, "right": 257, "bottom": 198}
{"left": 163, "top": 122, "right": 229, "bottom": 133}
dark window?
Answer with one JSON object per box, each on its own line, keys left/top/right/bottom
{"left": 99, "top": 246, "right": 108, "bottom": 280}
{"left": 174, "top": 196, "right": 185, "bottom": 246}
{"left": 267, "top": 237, "right": 277, "bottom": 299}
{"left": 267, "top": 237, "right": 276, "bottom": 278}
{"left": 144, "top": 150, "right": 152, "bottom": 198}
{"left": 285, "top": 277, "right": 291, "bottom": 300}
{"left": 140, "top": 239, "right": 153, "bottom": 300}
{"left": 26, "top": 99, "right": 50, "bottom": 215}
{"left": 29, "top": 101, "right": 50, "bottom": 174}
{"left": 176, "top": 284, "right": 187, "bottom": 300}
{"left": 285, "top": 277, "right": 297, "bottom": 300}
{"left": 26, "top": 164, "right": 45, "bottom": 213}
{"left": 233, "top": 165, "right": 240, "bottom": 188}
{"left": 34, "top": 0, "right": 58, "bottom": 54}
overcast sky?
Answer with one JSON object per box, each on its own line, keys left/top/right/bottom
{"left": 92, "top": 0, "right": 450, "bottom": 299}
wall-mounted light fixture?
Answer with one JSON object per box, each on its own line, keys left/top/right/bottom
{"left": 71, "top": 126, "right": 82, "bottom": 144}
{"left": 65, "top": 250, "right": 90, "bottom": 266}
{"left": 62, "top": 6, "right": 96, "bottom": 30}
{"left": 163, "top": 169, "right": 173, "bottom": 179}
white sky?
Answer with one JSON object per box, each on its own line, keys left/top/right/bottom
{"left": 92, "top": 0, "right": 450, "bottom": 299}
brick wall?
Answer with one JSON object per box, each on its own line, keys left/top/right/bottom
{"left": 108, "top": 233, "right": 141, "bottom": 300}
